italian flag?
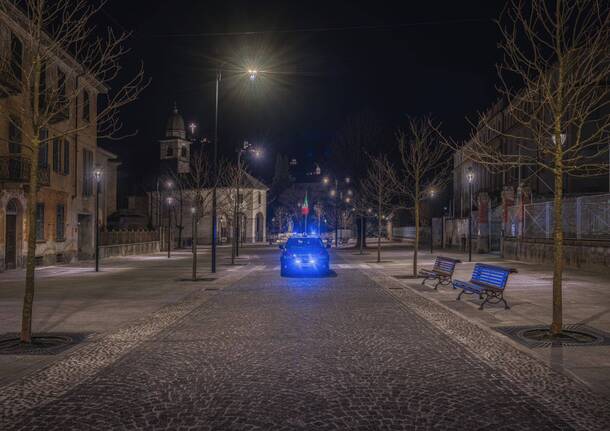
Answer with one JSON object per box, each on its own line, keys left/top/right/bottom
{"left": 301, "top": 192, "right": 309, "bottom": 216}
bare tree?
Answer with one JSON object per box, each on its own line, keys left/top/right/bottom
{"left": 222, "top": 160, "right": 264, "bottom": 264}
{"left": 396, "top": 117, "right": 449, "bottom": 276}
{"left": 457, "top": 0, "right": 609, "bottom": 335}
{"left": 0, "top": 0, "right": 148, "bottom": 343}
{"left": 361, "top": 154, "right": 397, "bottom": 263}
{"left": 179, "top": 149, "right": 219, "bottom": 280}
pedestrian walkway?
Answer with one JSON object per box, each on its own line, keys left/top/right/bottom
{"left": 2, "top": 247, "right": 608, "bottom": 430}
{"left": 352, "top": 242, "right": 610, "bottom": 396}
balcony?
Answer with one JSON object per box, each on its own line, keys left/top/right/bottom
{"left": 0, "top": 156, "right": 50, "bottom": 187}
{"left": 0, "top": 75, "right": 22, "bottom": 98}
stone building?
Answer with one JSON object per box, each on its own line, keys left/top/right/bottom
{"left": 142, "top": 106, "right": 268, "bottom": 246}
{"left": 0, "top": 6, "right": 119, "bottom": 271}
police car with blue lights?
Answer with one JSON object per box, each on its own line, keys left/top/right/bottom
{"left": 279, "top": 235, "right": 331, "bottom": 276}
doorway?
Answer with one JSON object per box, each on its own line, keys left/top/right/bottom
{"left": 77, "top": 214, "right": 93, "bottom": 259}
{"left": 4, "top": 199, "right": 19, "bottom": 269}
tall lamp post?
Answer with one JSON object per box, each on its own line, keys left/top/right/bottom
{"left": 233, "top": 141, "right": 262, "bottom": 261}
{"left": 166, "top": 196, "right": 174, "bottom": 258}
{"left": 211, "top": 68, "right": 260, "bottom": 273}
{"left": 467, "top": 167, "right": 474, "bottom": 262}
{"left": 323, "top": 175, "right": 351, "bottom": 247}
{"left": 191, "top": 206, "right": 197, "bottom": 281}
{"left": 429, "top": 189, "right": 435, "bottom": 255}
{"left": 93, "top": 167, "right": 103, "bottom": 272}
{"left": 211, "top": 71, "right": 221, "bottom": 273}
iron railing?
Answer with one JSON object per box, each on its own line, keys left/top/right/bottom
{"left": 0, "top": 155, "right": 50, "bottom": 187}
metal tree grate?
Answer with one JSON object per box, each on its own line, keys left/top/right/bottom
{"left": 0, "top": 333, "right": 89, "bottom": 355}
{"left": 494, "top": 324, "right": 610, "bottom": 348}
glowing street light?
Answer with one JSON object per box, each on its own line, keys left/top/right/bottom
{"left": 248, "top": 69, "right": 258, "bottom": 81}
{"left": 93, "top": 167, "right": 103, "bottom": 272}
{"left": 166, "top": 196, "right": 174, "bottom": 258}
{"left": 330, "top": 189, "right": 337, "bottom": 197}
{"left": 322, "top": 176, "right": 330, "bottom": 185}
{"left": 467, "top": 167, "right": 474, "bottom": 262}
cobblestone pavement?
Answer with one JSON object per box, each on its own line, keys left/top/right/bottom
{"left": 2, "top": 248, "right": 609, "bottom": 430}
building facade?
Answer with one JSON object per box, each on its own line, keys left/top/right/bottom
{"left": 140, "top": 106, "right": 268, "bottom": 246}
{"left": 0, "top": 7, "right": 118, "bottom": 271}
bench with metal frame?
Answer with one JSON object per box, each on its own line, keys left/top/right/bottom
{"left": 453, "top": 263, "right": 516, "bottom": 310}
{"left": 418, "top": 256, "right": 461, "bottom": 289}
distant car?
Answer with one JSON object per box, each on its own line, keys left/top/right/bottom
{"left": 280, "top": 236, "right": 330, "bottom": 276}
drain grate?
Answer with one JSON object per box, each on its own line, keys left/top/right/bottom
{"left": 0, "top": 333, "right": 89, "bottom": 355}
{"left": 494, "top": 324, "right": 610, "bottom": 348}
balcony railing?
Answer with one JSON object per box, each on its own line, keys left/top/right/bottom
{"left": 0, "top": 155, "right": 50, "bottom": 187}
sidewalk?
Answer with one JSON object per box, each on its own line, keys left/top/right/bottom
{"left": 0, "top": 247, "right": 246, "bottom": 387}
{"left": 347, "top": 241, "right": 610, "bottom": 395}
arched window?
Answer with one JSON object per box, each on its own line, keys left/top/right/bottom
{"left": 6, "top": 199, "right": 18, "bottom": 215}
{"left": 166, "top": 146, "right": 173, "bottom": 157}
{"left": 180, "top": 146, "right": 187, "bottom": 158}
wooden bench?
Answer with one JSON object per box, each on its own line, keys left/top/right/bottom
{"left": 418, "top": 256, "right": 461, "bottom": 289}
{"left": 453, "top": 263, "right": 516, "bottom": 310}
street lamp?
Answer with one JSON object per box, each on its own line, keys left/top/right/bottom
{"left": 211, "top": 67, "right": 262, "bottom": 273}
{"left": 191, "top": 206, "right": 197, "bottom": 280}
{"left": 93, "top": 167, "right": 103, "bottom": 272}
{"left": 233, "top": 141, "right": 263, "bottom": 260}
{"left": 429, "top": 188, "right": 436, "bottom": 255}
{"left": 466, "top": 167, "right": 474, "bottom": 262}
{"left": 166, "top": 196, "right": 174, "bottom": 258}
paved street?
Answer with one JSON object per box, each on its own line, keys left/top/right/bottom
{"left": 1, "top": 245, "right": 610, "bottom": 430}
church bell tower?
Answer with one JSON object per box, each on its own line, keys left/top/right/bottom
{"left": 159, "top": 104, "right": 191, "bottom": 175}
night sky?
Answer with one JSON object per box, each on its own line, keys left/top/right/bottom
{"left": 101, "top": 0, "right": 505, "bottom": 198}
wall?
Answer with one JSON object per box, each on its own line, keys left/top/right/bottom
{"left": 100, "top": 241, "right": 159, "bottom": 259}
{"left": 502, "top": 237, "right": 610, "bottom": 271}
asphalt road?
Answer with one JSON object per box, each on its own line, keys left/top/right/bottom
{"left": 2, "top": 246, "right": 608, "bottom": 430}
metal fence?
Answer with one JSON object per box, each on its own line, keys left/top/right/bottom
{"left": 100, "top": 229, "right": 158, "bottom": 246}
{"left": 522, "top": 193, "right": 610, "bottom": 240}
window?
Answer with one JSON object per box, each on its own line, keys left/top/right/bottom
{"left": 258, "top": 191, "right": 262, "bottom": 205}
{"left": 38, "top": 128, "right": 48, "bottom": 168}
{"left": 52, "top": 138, "right": 61, "bottom": 173}
{"left": 36, "top": 203, "right": 45, "bottom": 241}
{"left": 56, "top": 204, "right": 65, "bottom": 241}
{"left": 40, "top": 62, "right": 46, "bottom": 110}
{"left": 82, "top": 90, "right": 90, "bottom": 122}
{"left": 30, "top": 61, "right": 46, "bottom": 111}
{"left": 63, "top": 140, "right": 70, "bottom": 175}
{"left": 10, "top": 33, "right": 22, "bottom": 82}
{"left": 57, "top": 69, "right": 66, "bottom": 101}
{"left": 166, "top": 146, "right": 173, "bottom": 157}
{"left": 180, "top": 146, "right": 187, "bottom": 158}
{"left": 8, "top": 117, "right": 21, "bottom": 153}
{"left": 56, "top": 68, "right": 68, "bottom": 118}
{"left": 82, "top": 149, "right": 93, "bottom": 196}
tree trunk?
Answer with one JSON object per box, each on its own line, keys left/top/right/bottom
{"left": 550, "top": 150, "right": 564, "bottom": 335}
{"left": 355, "top": 217, "right": 367, "bottom": 249}
{"left": 192, "top": 217, "right": 197, "bottom": 281}
{"left": 21, "top": 139, "right": 40, "bottom": 344}
{"left": 413, "top": 187, "right": 420, "bottom": 277}
{"left": 377, "top": 194, "right": 382, "bottom": 262}
{"left": 359, "top": 215, "right": 364, "bottom": 255}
